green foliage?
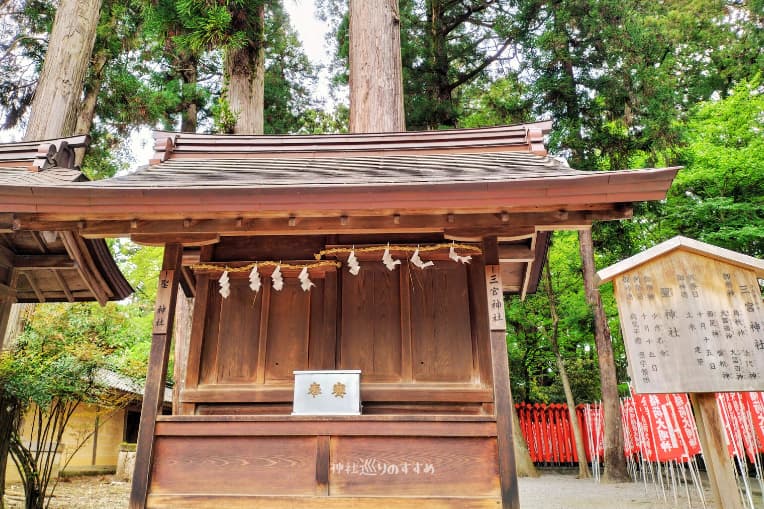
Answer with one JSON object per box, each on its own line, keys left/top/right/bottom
{"left": 0, "top": 302, "right": 143, "bottom": 508}
{"left": 0, "top": 0, "right": 54, "bottom": 128}
{"left": 212, "top": 95, "right": 238, "bottom": 133}
{"left": 172, "top": 0, "right": 262, "bottom": 54}
{"left": 317, "top": 0, "right": 521, "bottom": 129}
{"left": 458, "top": 76, "right": 533, "bottom": 128}
{"left": 407, "top": 0, "right": 520, "bottom": 129}
{"left": 518, "top": 0, "right": 763, "bottom": 171}
{"left": 666, "top": 77, "right": 764, "bottom": 256}
{"left": 507, "top": 232, "right": 627, "bottom": 403}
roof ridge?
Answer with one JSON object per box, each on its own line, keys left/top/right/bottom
{"left": 149, "top": 122, "right": 553, "bottom": 163}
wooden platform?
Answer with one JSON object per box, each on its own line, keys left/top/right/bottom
{"left": 145, "top": 416, "right": 501, "bottom": 508}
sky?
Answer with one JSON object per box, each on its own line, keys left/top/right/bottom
{"left": 283, "top": 0, "right": 338, "bottom": 106}
{"left": 284, "top": 0, "right": 330, "bottom": 69}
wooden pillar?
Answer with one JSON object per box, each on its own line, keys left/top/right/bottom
{"left": 690, "top": 393, "right": 743, "bottom": 509}
{"left": 129, "top": 244, "right": 183, "bottom": 509}
{"left": 0, "top": 301, "right": 14, "bottom": 351}
{"left": 0, "top": 270, "right": 19, "bottom": 351}
{"left": 483, "top": 237, "right": 520, "bottom": 509}
{"left": 172, "top": 290, "right": 193, "bottom": 415}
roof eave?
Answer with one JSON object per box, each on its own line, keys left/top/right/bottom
{"left": 0, "top": 167, "right": 680, "bottom": 220}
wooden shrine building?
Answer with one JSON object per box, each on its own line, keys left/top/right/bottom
{"left": 0, "top": 136, "right": 131, "bottom": 348}
{"left": 0, "top": 122, "right": 678, "bottom": 508}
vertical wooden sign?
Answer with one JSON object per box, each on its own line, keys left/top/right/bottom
{"left": 485, "top": 265, "right": 506, "bottom": 331}
{"left": 152, "top": 269, "right": 174, "bottom": 335}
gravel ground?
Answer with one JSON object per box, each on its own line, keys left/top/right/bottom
{"left": 519, "top": 472, "right": 718, "bottom": 509}
{"left": 3, "top": 471, "right": 721, "bottom": 508}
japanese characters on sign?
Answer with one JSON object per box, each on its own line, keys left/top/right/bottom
{"left": 292, "top": 370, "right": 361, "bottom": 415}
{"left": 485, "top": 266, "right": 506, "bottom": 330}
{"left": 330, "top": 458, "right": 436, "bottom": 477}
{"left": 152, "top": 269, "right": 174, "bottom": 335}
{"left": 614, "top": 253, "right": 764, "bottom": 393}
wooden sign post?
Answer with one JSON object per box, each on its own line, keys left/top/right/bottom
{"left": 598, "top": 236, "right": 764, "bottom": 509}
{"left": 484, "top": 238, "right": 520, "bottom": 509}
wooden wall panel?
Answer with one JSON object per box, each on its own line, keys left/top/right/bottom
{"left": 340, "top": 265, "right": 402, "bottom": 382}
{"left": 150, "top": 436, "right": 320, "bottom": 496}
{"left": 310, "top": 270, "right": 336, "bottom": 370}
{"left": 198, "top": 282, "right": 222, "bottom": 385}
{"left": 216, "top": 279, "right": 263, "bottom": 383}
{"left": 329, "top": 436, "right": 499, "bottom": 497}
{"left": 265, "top": 279, "right": 312, "bottom": 382}
{"left": 410, "top": 265, "right": 473, "bottom": 383}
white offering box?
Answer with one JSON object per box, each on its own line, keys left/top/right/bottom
{"left": 292, "top": 370, "right": 362, "bottom": 415}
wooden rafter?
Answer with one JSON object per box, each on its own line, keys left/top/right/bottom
{"left": 23, "top": 271, "right": 45, "bottom": 303}
{"left": 29, "top": 231, "right": 48, "bottom": 253}
{"left": 60, "top": 232, "right": 109, "bottom": 305}
{"left": 51, "top": 269, "right": 74, "bottom": 302}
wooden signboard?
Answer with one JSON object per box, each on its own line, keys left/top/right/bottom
{"left": 600, "top": 239, "right": 764, "bottom": 394}
{"left": 599, "top": 236, "right": 764, "bottom": 509}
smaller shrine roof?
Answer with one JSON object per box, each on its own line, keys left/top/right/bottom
{"left": 0, "top": 136, "right": 132, "bottom": 304}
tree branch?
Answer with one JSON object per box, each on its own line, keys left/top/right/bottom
{"left": 449, "top": 37, "right": 512, "bottom": 91}
{"left": 442, "top": 0, "right": 494, "bottom": 35}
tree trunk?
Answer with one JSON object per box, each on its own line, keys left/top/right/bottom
{"left": 23, "top": 0, "right": 103, "bottom": 140}
{"left": 425, "top": 0, "right": 455, "bottom": 128}
{"left": 73, "top": 51, "right": 110, "bottom": 166}
{"left": 348, "top": 0, "right": 405, "bottom": 133}
{"left": 512, "top": 404, "right": 538, "bottom": 477}
{"left": 75, "top": 52, "right": 108, "bottom": 137}
{"left": 179, "top": 52, "right": 199, "bottom": 133}
{"left": 224, "top": 3, "right": 265, "bottom": 135}
{"left": 578, "top": 228, "right": 629, "bottom": 482}
{"left": 544, "top": 261, "right": 591, "bottom": 478}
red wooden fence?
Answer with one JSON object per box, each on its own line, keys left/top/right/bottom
{"left": 516, "top": 392, "right": 764, "bottom": 466}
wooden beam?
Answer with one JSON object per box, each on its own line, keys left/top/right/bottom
{"left": 0, "top": 243, "right": 14, "bottom": 267}
{"left": 482, "top": 237, "right": 519, "bottom": 509}
{"left": 51, "top": 269, "right": 74, "bottom": 302}
{"left": 446, "top": 227, "right": 535, "bottom": 242}
{"left": 60, "top": 232, "right": 109, "bottom": 305}
{"left": 29, "top": 231, "right": 48, "bottom": 253}
{"left": 178, "top": 266, "right": 195, "bottom": 298}
{"left": 36, "top": 209, "right": 628, "bottom": 238}
{"left": 498, "top": 245, "right": 534, "bottom": 262}
{"left": 0, "top": 282, "right": 16, "bottom": 298}
{"left": 129, "top": 243, "right": 182, "bottom": 509}
{"left": 0, "top": 270, "right": 19, "bottom": 351}
{"left": 131, "top": 233, "right": 220, "bottom": 247}
{"left": 0, "top": 301, "right": 12, "bottom": 351}
{"left": 519, "top": 233, "right": 537, "bottom": 301}
{"left": 690, "top": 393, "right": 744, "bottom": 509}
{"left": 23, "top": 272, "right": 45, "bottom": 303}
{"left": 13, "top": 254, "right": 76, "bottom": 269}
